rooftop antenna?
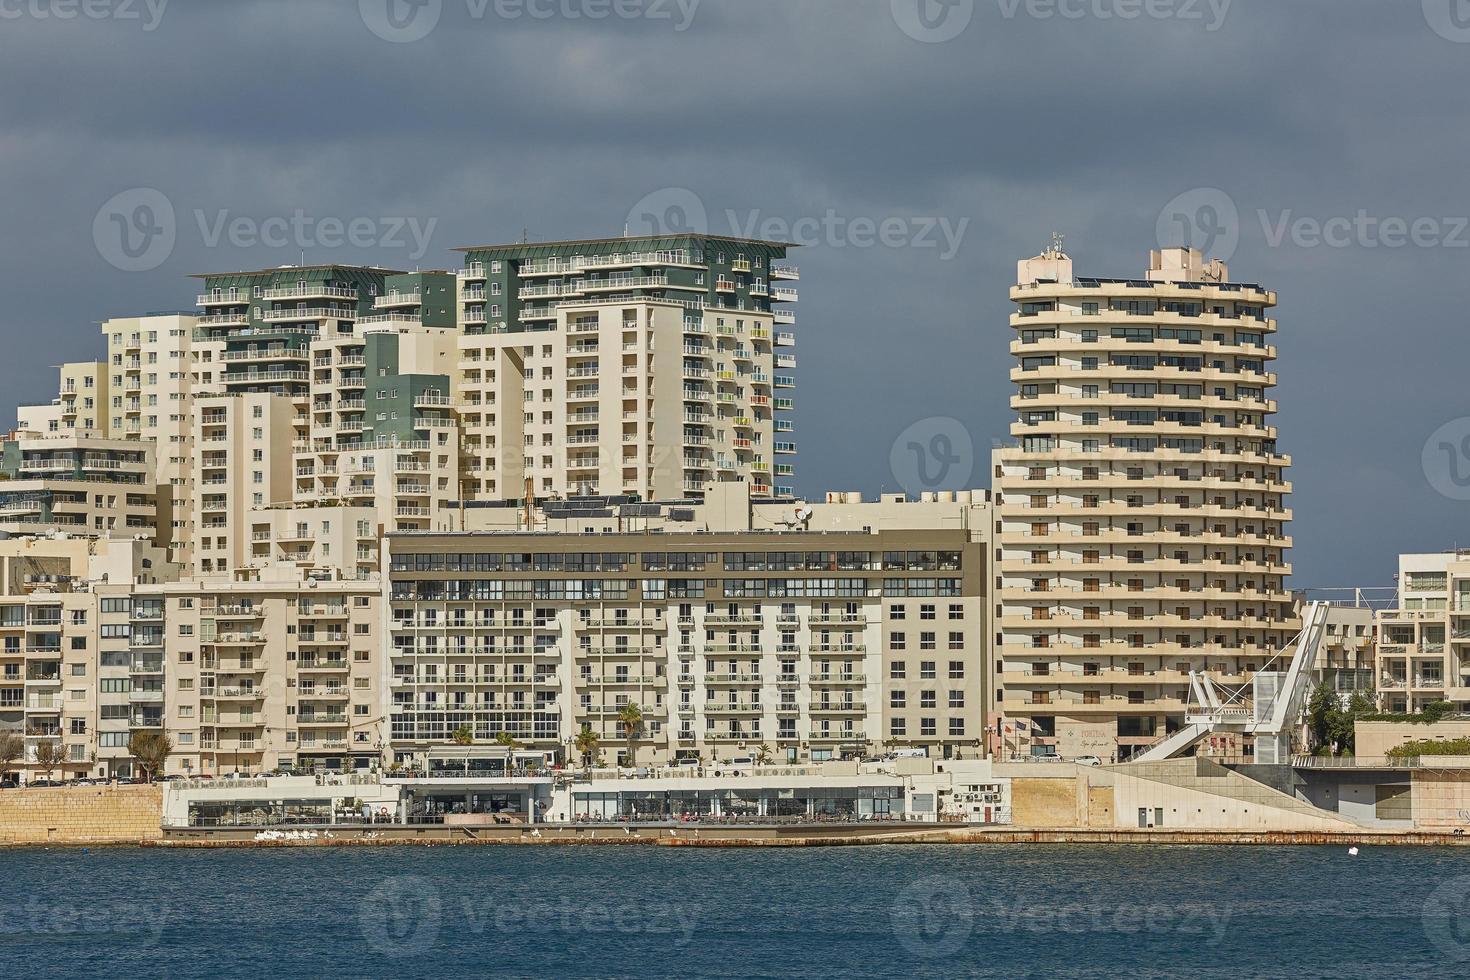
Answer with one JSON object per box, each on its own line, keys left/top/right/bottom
{"left": 1047, "top": 232, "right": 1066, "bottom": 259}
{"left": 300, "top": 248, "right": 306, "bottom": 267}
{"left": 520, "top": 228, "right": 530, "bottom": 244}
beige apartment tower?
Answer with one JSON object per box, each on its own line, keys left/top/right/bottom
{"left": 993, "top": 244, "right": 1294, "bottom": 761}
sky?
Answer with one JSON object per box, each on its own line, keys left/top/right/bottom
{"left": 0, "top": 0, "right": 1466, "bottom": 590}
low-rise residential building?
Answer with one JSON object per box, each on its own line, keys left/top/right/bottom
{"left": 1314, "top": 602, "right": 1375, "bottom": 700}
{"left": 385, "top": 484, "right": 989, "bottom": 768}
{"left": 0, "top": 536, "right": 175, "bottom": 781}
{"left": 157, "top": 573, "right": 385, "bottom": 776}
{"left": 1375, "top": 552, "right": 1470, "bottom": 713}
{"left": 0, "top": 433, "right": 157, "bottom": 540}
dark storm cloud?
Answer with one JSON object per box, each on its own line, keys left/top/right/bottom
{"left": 0, "top": 0, "right": 1463, "bottom": 587}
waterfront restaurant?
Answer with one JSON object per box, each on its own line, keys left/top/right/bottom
{"left": 568, "top": 783, "right": 908, "bottom": 823}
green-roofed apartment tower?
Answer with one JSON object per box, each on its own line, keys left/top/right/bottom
{"left": 452, "top": 234, "right": 798, "bottom": 501}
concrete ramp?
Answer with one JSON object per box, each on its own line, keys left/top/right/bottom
{"left": 1099, "top": 757, "right": 1366, "bottom": 831}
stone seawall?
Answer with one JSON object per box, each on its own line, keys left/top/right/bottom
{"left": 0, "top": 785, "right": 163, "bottom": 845}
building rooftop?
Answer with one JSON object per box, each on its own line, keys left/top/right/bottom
{"left": 190, "top": 263, "right": 406, "bottom": 279}
{"left": 453, "top": 233, "right": 801, "bottom": 253}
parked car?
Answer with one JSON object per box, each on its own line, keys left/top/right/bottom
{"left": 1074, "top": 756, "right": 1103, "bottom": 767}
{"left": 0, "top": 777, "right": 18, "bottom": 789}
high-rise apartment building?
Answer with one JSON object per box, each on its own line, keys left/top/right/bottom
{"left": 993, "top": 244, "right": 1293, "bottom": 761}
{"left": 452, "top": 235, "right": 798, "bottom": 502}
{"left": 99, "top": 313, "right": 200, "bottom": 566}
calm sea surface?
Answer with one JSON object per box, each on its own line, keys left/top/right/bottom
{"left": 0, "top": 843, "right": 1467, "bottom": 977}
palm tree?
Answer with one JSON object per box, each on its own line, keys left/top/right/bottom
{"left": 755, "top": 742, "right": 772, "bottom": 766}
{"left": 451, "top": 724, "right": 473, "bottom": 746}
{"left": 574, "top": 725, "right": 600, "bottom": 769}
{"left": 617, "top": 703, "right": 643, "bottom": 768}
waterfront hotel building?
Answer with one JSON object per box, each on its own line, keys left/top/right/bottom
{"left": 992, "top": 245, "right": 1294, "bottom": 760}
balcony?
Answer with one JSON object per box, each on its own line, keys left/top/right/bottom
{"left": 261, "top": 285, "right": 359, "bottom": 301}
{"left": 262, "top": 307, "right": 355, "bottom": 323}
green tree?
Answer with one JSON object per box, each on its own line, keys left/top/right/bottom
{"left": 34, "top": 740, "right": 64, "bottom": 782}
{"left": 0, "top": 732, "right": 22, "bottom": 776}
{"left": 618, "top": 703, "right": 643, "bottom": 767}
{"left": 574, "top": 725, "right": 600, "bottom": 769}
{"left": 754, "top": 743, "right": 772, "bottom": 766}
{"left": 1306, "top": 685, "right": 1336, "bottom": 752}
{"left": 127, "top": 730, "right": 172, "bottom": 782}
{"left": 451, "top": 724, "right": 473, "bottom": 746}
